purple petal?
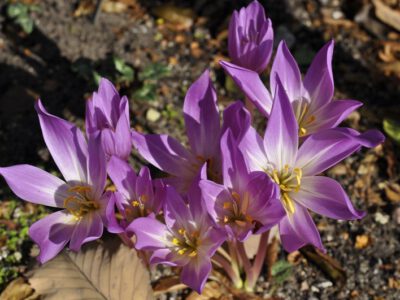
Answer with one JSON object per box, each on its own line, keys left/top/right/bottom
{"left": 264, "top": 76, "right": 298, "bottom": 170}
{"left": 181, "top": 259, "right": 212, "bottom": 294}
{"left": 104, "top": 192, "right": 124, "bottom": 233}
{"left": 183, "top": 70, "right": 220, "bottom": 159}
{"left": 164, "top": 185, "right": 191, "bottom": 229}
{"left": 136, "top": 166, "right": 156, "bottom": 209}
{"left": 296, "top": 128, "right": 384, "bottom": 176}
{"left": 270, "top": 41, "right": 302, "bottom": 101}
{"left": 294, "top": 176, "right": 365, "bottom": 220}
{"left": 95, "top": 78, "right": 121, "bottom": 128}
{"left": 107, "top": 155, "right": 137, "bottom": 200}
{"left": 0, "top": 165, "right": 68, "bottom": 207}
{"left": 87, "top": 134, "right": 107, "bottom": 200}
{"left": 279, "top": 203, "right": 324, "bottom": 252}
{"left": 69, "top": 212, "right": 104, "bottom": 251}
{"left": 127, "top": 217, "right": 169, "bottom": 250}
{"left": 220, "top": 61, "right": 272, "bottom": 116}
{"left": 113, "top": 113, "right": 132, "bottom": 160}
{"left": 132, "top": 131, "right": 197, "bottom": 177}
{"left": 187, "top": 164, "right": 207, "bottom": 221}
{"left": 222, "top": 101, "right": 251, "bottom": 142}
{"left": 199, "top": 179, "right": 228, "bottom": 224}
{"left": 245, "top": 172, "right": 284, "bottom": 231}
{"left": 29, "top": 210, "right": 76, "bottom": 263}
{"left": 221, "top": 129, "right": 249, "bottom": 190}
{"left": 35, "top": 100, "right": 88, "bottom": 183}
{"left": 303, "top": 40, "right": 334, "bottom": 110}
{"left": 239, "top": 126, "right": 268, "bottom": 172}
{"left": 308, "top": 99, "right": 362, "bottom": 134}
{"left": 150, "top": 248, "right": 177, "bottom": 266}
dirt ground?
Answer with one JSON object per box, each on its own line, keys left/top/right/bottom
{"left": 0, "top": 0, "right": 399, "bottom": 299}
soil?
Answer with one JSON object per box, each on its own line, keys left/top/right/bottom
{"left": 0, "top": 0, "right": 399, "bottom": 299}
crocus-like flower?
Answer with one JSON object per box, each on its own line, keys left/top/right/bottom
{"left": 200, "top": 130, "right": 284, "bottom": 241}
{"left": 228, "top": 0, "right": 273, "bottom": 73}
{"left": 127, "top": 183, "right": 226, "bottom": 293}
{"left": 239, "top": 77, "right": 385, "bottom": 252}
{"left": 221, "top": 40, "right": 362, "bottom": 137}
{"left": 106, "top": 155, "right": 164, "bottom": 233}
{"left": 0, "top": 100, "right": 110, "bottom": 263}
{"left": 132, "top": 70, "right": 249, "bottom": 193}
{"left": 86, "top": 78, "right": 132, "bottom": 160}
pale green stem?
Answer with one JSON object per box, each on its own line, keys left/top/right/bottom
{"left": 212, "top": 252, "right": 243, "bottom": 289}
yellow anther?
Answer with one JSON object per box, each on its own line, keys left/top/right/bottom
{"left": 188, "top": 251, "right": 197, "bottom": 257}
{"left": 178, "top": 228, "right": 186, "bottom": 235}
{"left": 299, "top": 127, "right": 307, "bottom": 137}
{"left": 132, "top": 200, "right": 140, "bottom": 207}
{"left": 282, "top": 193, "right": 295, "bottom": 215}
{"left": 223, "top": 216, "right": 229, "bottom": 223}
{"left": 139, "top": 194, "right": 148, "bottom": 202}
{"left": 223, "top": 202, "right": 232, "bottom": 209}
{"left": 172, "top": 238, "right": 180, "bottom": 246}
{"left": 231, "top": 191, "right": 241, "bottom": 202}
{"left": 178, "top": 248, "right": 187, "bottom": 255}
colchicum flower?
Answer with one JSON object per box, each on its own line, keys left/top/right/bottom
{"left": 200, "top": 130, "right": 284, "bottom": 241}
{"left": 106, "top": 155, "right": 164, "bottom": 233}
{"left": 228, "top": 0, "right": 273, "bottom": 73}
{"left": 222, "top": 40, "right": 362, "bottom": 137}
{"left": 239, "top": 77, "right": 385, "bottom": 252}
{"left": 132, "top": 70, "right": 249, "bottom": 193}
{"left": 128, "top": 183, "right": 226, "bottom": 293}
{"left": 86, "top": 78, "right": 132, "bottom": 160}
{"left": 0, "top": 100, "right": 111, "bottom": 263}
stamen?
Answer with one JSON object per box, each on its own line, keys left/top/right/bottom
{"left": 132, "top": 200, "right": 140, "bottom": 207}
{"left": 63, "top": 185, "right": 98, "bottom": 218}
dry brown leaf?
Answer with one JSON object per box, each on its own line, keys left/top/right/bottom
{"left": 102, "top": 0, "right": 128, "bottom": 14}
{"left": 27, "top": 236, "right": 154, "bottom": 300}
{"left": 300, "top": 246, "right": 346, "bottom": 286}
{"left": 73, "top": 0, "right": 96, "bottom": 17}
{"left": 0, "top": 277, "right": 35, "bottom": 300}
{"left": 373, "top": 0, "right": 400, "bottom": 31}
{"left": 153, "top": 4, "right": 195, "bottom": 31}
{"left": 187, "top": 281, "right": 226, "bottom": 300}
{"left": 355, "top": 234, "right": 372, "bottom": 249}
{"left": 153, "top": 275, "right": 186, "bottom": 296}
{"left": 385, "top": 182, "right": 400, "bottom": 202}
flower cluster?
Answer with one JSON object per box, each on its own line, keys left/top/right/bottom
{"left": 0, "top": 0, "right": 384, "bottom": 294}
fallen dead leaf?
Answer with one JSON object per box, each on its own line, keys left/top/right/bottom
{"left": 153, "top": 275, "right": 186, "bottom": 296}
{"left": 355, "top": 234, "right": 372, "bottom": 249}
{"left": 385, "top": 182, "right": 400, "bottom": 202}
{"left": 373, "top": 0, "right": 400, "bottom": 31}
{"left": 153, "top": 4, "right": 195, "bottom": 31}
{"left": 0, "top": 277, "right": 35, "bottom": 300}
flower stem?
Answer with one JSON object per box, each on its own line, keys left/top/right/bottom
{"left": 212, "top": 252, "right": 243, "bottom": 289}
{"left": 236, "top": 241, "right": 253, "bottom": 286}
{"left": 246, "top": 231, "right": 270, "bottom": 290}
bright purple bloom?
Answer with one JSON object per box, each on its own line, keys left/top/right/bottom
{"left": 86, "top": 78, "right": 132, "bottom": 160}
{"left": 106, "top": 155, "right": 164, "bottom": 233}
{"left": 200, "top": 130, "right": 284, "bottom": 241}
{"left": 0, "top": 100, "right": 110, "bottom": 263}
{"left": 128, "top": 183, "right": 226, "bottom": 293}
{"left": 228, "top": 0, "right": 273, "bottom": 73}
{"left": 132, "top": 70, "right": 249, "bottom": 193}
{"left": 239, "top": 77, "right": 385, "bottom": 252}
{"left": 221, "top": 40, "right": 362, "bottom": 137}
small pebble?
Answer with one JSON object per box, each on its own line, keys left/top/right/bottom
{"left": 374, "top": 212, "right": 390, "bottom": 225}
{"left": 317, "top": 281, "right": 333, "bottom": 289}
{"left": 300, "top": 281, "right": 309, "bottom": 291}
{"left": 146, "top": 108, "right": 161, "bottom": 122}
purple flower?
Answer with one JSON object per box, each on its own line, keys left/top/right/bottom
{"left": 127, "top": 183, "right": 226, "bottom": 293}
{"left": 0, "top": 100, "right": 111, "bottom": 263}
{"left": 221, "top": 40, "right": 362, "bottom": 137}
{"left": 228, "top": 0, "right": 273, "bottom": 73}
{"left": 106, "top": 155, "right": 164, "bottom": 233}
{"left": 200, "top": 130, "right": 284, "bottom": 241}
{"left": 86, "top": 78, "right": 132, "bottom": 160}
{"left": 132, "top": 70, "right": 250, "bottom": 192}
{"left": 239, "top": 77, "right": 385, "bottom": 252}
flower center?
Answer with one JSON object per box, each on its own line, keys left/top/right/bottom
{"left": 269, "top": 165, "right": 302, "bottom": 215}
{"left": 222, "top": 191, "right": 253, "bottom": 227}
{"left": 292, "top": 98, "right": 316, "bottom": 137}
{"left": 126, "top": 194, "right": 149, "bottom": 220}
{"left": 63, "top": 185, "right": 99, "bottom": 219}
{"left": 172, "top": 228, "right": 200, "bottom": 257}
